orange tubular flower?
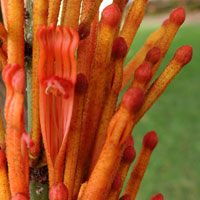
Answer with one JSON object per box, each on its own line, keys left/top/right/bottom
{"left": 37, "top": 24, "right": 79, "bottom": 186}
{"left": 2, "top": 64, "right": 32, "bottom": 197}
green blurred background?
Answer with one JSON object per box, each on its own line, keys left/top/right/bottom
{"left": 121, "top": 1, "right": 200, "bottom": 199}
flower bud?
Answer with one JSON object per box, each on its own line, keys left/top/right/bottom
{"left": 119, "top": 194, "right": 131, "bottom": 200}
{"left": 112, "top": 37, "right": 128, "bottom": 59}
{"left": 0, "top": 149, "right": 6, "bottom": 168}
{"left": 112, "top": 172, "right": 122, "bottom": 190}
{"left": 11, "top": 193, "right": 29, "bottom": 200}
{"left": 170, "top": 7, "right": 185, "bottom": 25}
{"left": 101, "top": 4, "right": 121, "bottom": 27}
{"left": 49, "top": 182, "right": 68, "bottom": 200}
{"left": 123, "top": 145, "right": 136, "bottom": 163}
{"left": 134, "top": 62, "right": 152, "bottom": 84}
{"left": 174, "top": 45, "right": 193, "bottom": 65}
{"left": 145, "top": 47, "right": 161, "bottom": 65}
{"left": 121, "top": 87, "right": 144, "bottom": 113}
{"left": 143, "top": 131, "right": 158, "bottom": 150}
{"left": 150, "top": 193, "right": 164, "bottom": 200}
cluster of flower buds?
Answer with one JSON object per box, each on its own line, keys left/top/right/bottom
{"left": 0, "top": 0, "right": 193, "bottom": 200}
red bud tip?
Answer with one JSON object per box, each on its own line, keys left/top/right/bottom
{"left": 170, "top": 7, "right": 186, "bottom": 25}
{"left": 101, "top": 4, "right": 121, "bottom": 27}
{"left": 122, "top": 87, "right": 144, "bottom": 113}
{"left": 49, "top": 182, "right": 68, "bottom": 200}
{"left": 0, "top": 149, "right": 6, "bottom": 167}
{"left": 126, "top": 135, "right": 134, "bottom": 147}
{"left": 112, "top": 172, "right": 122, "bottom": 190}
{"left": 174, "top": 45, "right": 193, "bottom": 65}
{"left": 75, "top": 73, "right": 88, "bottom": 94}
{"left": 12, "top": 67, "right": 25, "bottom": 93}
{"left": 143, "top": 131, "right": 158, "bottom": 150}
{"left": 162, "top": 19, "right": 169, "bottom": 27}
{"left": 78, "top": 23, "right": 90, "bottom": 40}
{"left": 119, "top": 194, "right": 131, "bottom": 200}
{"left": 135, "top": 62, "right": 152, "bottom": 84}
{"left": 112, "top": 37, "right": 128, "bottom": 58}
{"left": 123, "top": 145, "right": 136, "bottom": 163}
{"left": 11, "top": 193, "right": 29, "bottom": 200}
{"left": 151, "top": 193, "right": 164, "bottom": 200}
{"left": 145, "top": 47, "right": 161, "bottom": 65}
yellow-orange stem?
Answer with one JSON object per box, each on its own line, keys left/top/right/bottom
{"left": 30, "top": 0, "right": 48, "bottom": 163}
{"left": 48, "top": 0, "right": 62, "bottom": 24}
{"left": 7, "top": 0, "right": 24, "bottom": 67}
{"left": 120, "top": 0, "right": 148, "bottom": 51}
{"left": 62, "top": 0, "right": 82, "bottom": 29}
{"left": 74, "top": 5, "right": 121, "bottom": 197}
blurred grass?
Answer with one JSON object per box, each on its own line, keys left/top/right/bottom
{"left": 122, "top": 22, "right": 200, "bottom": 200}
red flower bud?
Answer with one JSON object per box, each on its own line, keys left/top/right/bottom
{"left": 119, "top": 194, "right": 131, "bottom": 200}
{"left": 174, "top": 45, "right": 193, "bottom": 65}
{"left": 145, "top": 47, "right": 161, "bottom": 65}
{"left": 11, "top": 193, "right": 29, "bottom": 200}
{"left": 151, "top": 193, "right": 164, "bottom": 200}
{"left": 143, "top": 131, "right": 158, "bottom": 150}
{"left": 170, "top": 7, "right": 185, "bottom": 25}
{"left": 112, "top": 172, "right": 122, "bottom": 190}
{"left": 49, "top": 182, "right": 68, "bottom": 200}
{"left": 135, "top": 62, "right": 152, "bottom": 84}
{"left": 101, "top": 4, "right": 121, "bottom": 27}
{"left": 0, "top": 149, "right": 6, "bottom": 168}
{"left": 123, "top": 145, "right": 136, "bottom": 163}
{"left": 112, "top": 37, "right": 128, "bottom": 59}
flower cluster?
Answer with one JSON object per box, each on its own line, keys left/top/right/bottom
{"left": 0, "top": 0, "right": 193, "bottom": 200}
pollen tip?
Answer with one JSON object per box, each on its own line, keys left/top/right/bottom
{"left": 112, "top": 172, "right": 122, "bottom": 190}
{"left": 119, "top": 194, "right": 131, "bottom": 200}
{"left": 101, "top": 4, "right": 121, "bottom": 27}
{"left": 145, "top": 47, "right": 161, "bottom": 65}
{"left": 11, "top": 193, "right": 29, "bottom": 200}
{"left": 75, "top": 73, "right": 88, "bottom": 94}
{"left": 121, "top": 87, "right": 144, "bottom": 113}
{"left": 123, "top": 145, "right": 136, "bottom": 163}
{"left": 135, "top": 62, "right": 152, "bottom": 84}
{"left": 78, "top": 23, "right": 90, "bottom": 40}
{"left": 170, "top": 7, "right": 186, "bottom": 25}
{"left": 143, "top": 131, "right": 158, "bottom": 150}
{"left": 49, "top": 182, "right": 68, "bottom": 200}
{"left": 0, "top": 149, "right": 6, "bottom": 167}
{"left": 112, "top": 37, "right": 128, "bottom": 59}
{"left": 174, "top": 45, "right": 193, "bottom": 65}
{"left": 151, "top": 193, "right": 164, "bottom": 200}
